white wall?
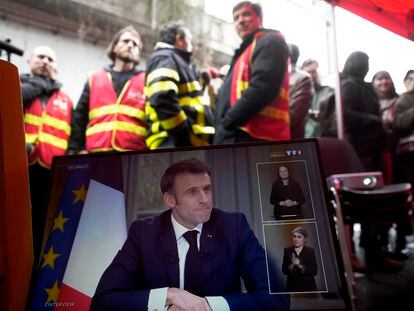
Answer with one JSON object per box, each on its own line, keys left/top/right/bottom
{"left": 1, "top": 18, "right": 109, "bottom": 105}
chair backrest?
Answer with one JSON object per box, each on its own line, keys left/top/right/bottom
{"left": 317, "top": 137, "right": 364, "bottom": 178}
{"left": 329, "top": 172, "right": 384, "bottom": 190}
{"left": 320, "top": 138, "right": 412, "bottom": 222}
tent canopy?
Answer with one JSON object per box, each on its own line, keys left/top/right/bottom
{"left": 326, "top": 0, "right": 414, "bottom": 41}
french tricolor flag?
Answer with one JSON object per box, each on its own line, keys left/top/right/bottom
{"left": 56, "top": 178, "right": 127, "bottom": 309}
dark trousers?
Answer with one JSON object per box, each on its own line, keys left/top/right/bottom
{"left": 26, "top": 164, "right": 50, "bottom": 309}
{"left": 28, "top": 163, "right": 50, "bottom": 265}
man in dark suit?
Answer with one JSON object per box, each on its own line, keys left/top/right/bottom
{"left": 91, "top": 158, "right": 288, "bottom": 311}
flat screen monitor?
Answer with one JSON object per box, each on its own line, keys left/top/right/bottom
{"left": 30, "top": 139, "right": 351, "bottom": 310}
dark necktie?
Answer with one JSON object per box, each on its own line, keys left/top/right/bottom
{"left": 183, "top": 230, "right": 202, "bottom": 296}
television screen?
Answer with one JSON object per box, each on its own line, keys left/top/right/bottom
{"left": 30, "top": 139, "right": 351, "bottom": 310}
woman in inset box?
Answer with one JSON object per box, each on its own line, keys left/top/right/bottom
{"left": 270, "top": 165, "right": 305, "bottom": 220}
{"left": 282, "top": 227, "right": 317, "bottom": 292}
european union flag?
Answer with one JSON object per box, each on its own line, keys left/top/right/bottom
{"left": 30, "top": 159, "right": 91, "bottom": 310}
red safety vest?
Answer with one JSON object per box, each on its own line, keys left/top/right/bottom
{"left": 24, "top": 91, "right": 72, "bottom": 168}
{"left": 86, "top": 69, "right": 147, "bottom": 152}
{"left": 230, "top": 31, "right": 290, "bottom": 140}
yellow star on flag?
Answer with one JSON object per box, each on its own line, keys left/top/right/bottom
{"left": 52, "top": 210, "right": 69, "bottom": 232}
{"left": 45, "top": 280, "right": 60, "bottom": 304}
{"left": 41, "top": 245, "right": 60, "bottom": 270}
{"left": 72, "top": 184, "right": 87, "bottom": 204}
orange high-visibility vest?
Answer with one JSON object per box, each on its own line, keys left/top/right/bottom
{"left": 230, "top": 31, "right": 290, "bottom": 140}
{"left": 24, "top": 91, "right": 72, "bottom": 168}
{"left": 86, "top": 69, "right": 147, "bottom": 152}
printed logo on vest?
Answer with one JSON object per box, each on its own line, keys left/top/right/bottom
{"left": 53, "top": 98, "right": 68, "bottom": 111}
{"left": 125, "top": 90, "right": 144, "bottom": 100}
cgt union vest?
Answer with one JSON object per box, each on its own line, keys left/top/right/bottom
{"left": 86, "top": 69, "right": 147, "bottom": 152}
{"left": 230, "top": 31, "right": 290, "bottom": 140}
{"left": 24, "top": 91, "right": 72, "bottom": 168}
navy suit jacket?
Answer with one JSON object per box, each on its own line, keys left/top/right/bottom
{"left": 91, "top": 208, "right": 289, "bottom": 311}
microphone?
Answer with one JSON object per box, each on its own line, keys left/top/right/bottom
{"left": 0, "top": 39, "right": 24, "bottom": 56}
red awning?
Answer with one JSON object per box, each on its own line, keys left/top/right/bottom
{"left": 326, "top": 0, "right": 414, "bottom": 41}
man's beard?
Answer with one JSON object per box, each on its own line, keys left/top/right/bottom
{"left": 117, "top": 52, "right": 139, "bottom": 64}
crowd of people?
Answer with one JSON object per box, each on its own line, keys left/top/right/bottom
{"left": 20, "top": 0, "right": 413, "bottom": 274}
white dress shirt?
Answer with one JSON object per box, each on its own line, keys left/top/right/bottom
{"left": 148, "top": 214, "right": 230, "bottom": 311}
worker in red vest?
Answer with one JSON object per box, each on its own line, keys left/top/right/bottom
{"left": 214, "top": 1, "right": 290, "bottom": 144}
{"left": 21, "top": 45, "right": 72, "bottom": 263}
{"left": 68, "top": 25, "right": 147, "bottom": 154}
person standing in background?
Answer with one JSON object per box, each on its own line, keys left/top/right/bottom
{"left": 372, "top": 71, "right": 399, "bottom": 143}
{"left": 288, "top": 44, "right": 313, "bottom": 139}
{"left": 394, "top": 70, "right": 414, "bottom": 191}
{"left": 214, "top": 1, "right": 290, "bottom": 144}
{"left": 301, "top": 59, "right": 334, "bottom": 138}
{"left": 68, "top": 25, "right": 147, "bottom": 154}
{"left": 21, "top": 45, "right": 72, "bottom": 263}
{"left": 334, "top": 52, "right": 398, "bottom": 271}
{"left": 145, "top": 21, "right": 215, "bottom": 149}
{"left": 338, "top": 51, "right": 386, "bottom": 171}
{"left": 386, "top": 70, "right": 414, "bottom": 262}
{"left": 372, "top": 70, "right": 399, "bottom": 183}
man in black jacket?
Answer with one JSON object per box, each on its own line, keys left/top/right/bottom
{"left": 21, "top": 45, "right": 72, "bottom": 264}
{"left": 288, "top": 44, "right": 313, "bottom": 139}
{"left": 214, "top": 1, "right": 290, "bottom": 144}
{"left": 145, "top": 21, "right": 214, "bottom": 149}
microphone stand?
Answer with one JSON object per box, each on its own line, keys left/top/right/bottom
{"left": 0, "top": 39, "right": 24, "bottom": 62}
